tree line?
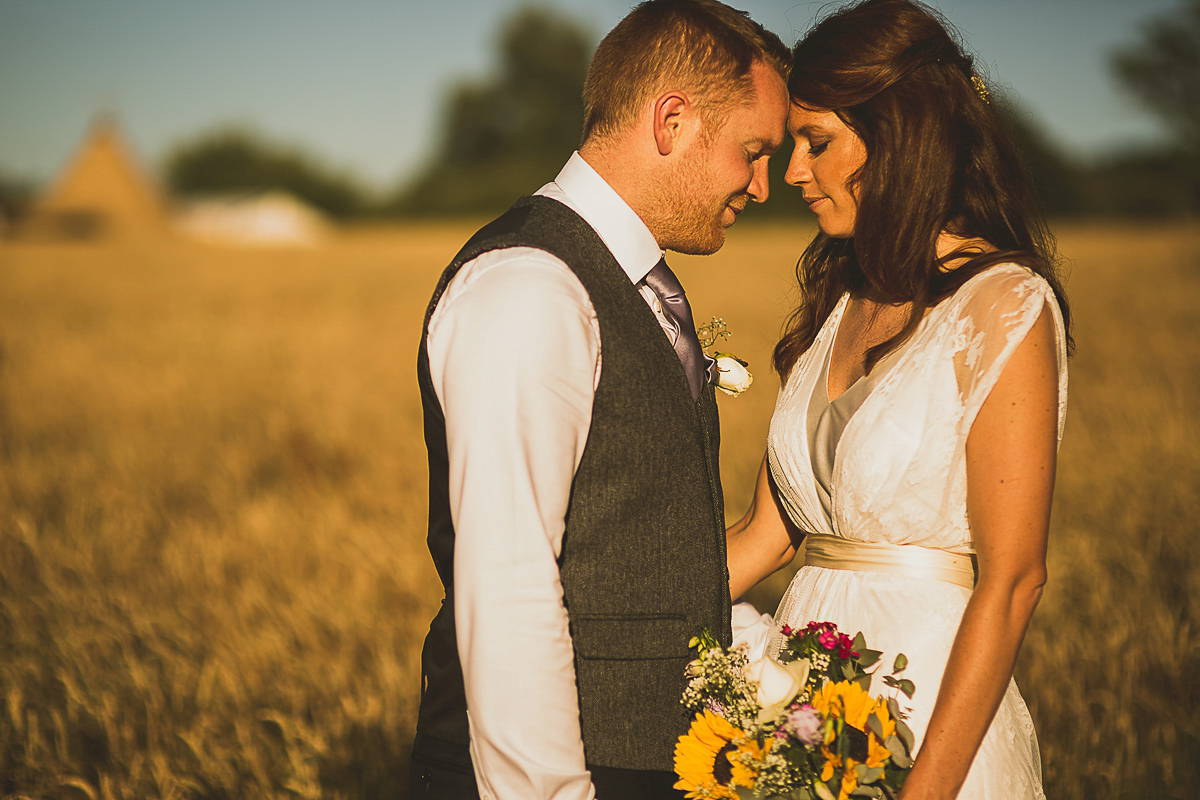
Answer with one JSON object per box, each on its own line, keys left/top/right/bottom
{"left": 3, "top": 2, "right": 1196, "bottom": 223}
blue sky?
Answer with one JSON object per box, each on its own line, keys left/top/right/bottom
{"left": 0, "top": 0, "right": 1181, "bottom": 192}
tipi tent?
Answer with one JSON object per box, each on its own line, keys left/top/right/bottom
{"left": 25, "top": 116, "right": 166, "bottom": 239}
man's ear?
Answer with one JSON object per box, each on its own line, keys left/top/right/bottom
{"left": 652, "top": 91, "right": 692, "bottom": 156}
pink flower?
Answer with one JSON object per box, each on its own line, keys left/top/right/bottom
{"left": 785, "top": 704, "right": 824, "bottom": 746}
{"left": 836, "top": 634, "right": 859, "bottom": 659}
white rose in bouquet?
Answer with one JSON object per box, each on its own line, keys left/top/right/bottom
{"left": 743, "top": 655, "right": 811, "bottom": 723}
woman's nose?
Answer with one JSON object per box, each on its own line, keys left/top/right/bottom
{"left": 784, "top": 152, "right": 810, "bottom": 187}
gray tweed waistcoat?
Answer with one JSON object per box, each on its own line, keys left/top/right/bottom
{"left": 413, "top": 195, "right": 732, "bottom": 772}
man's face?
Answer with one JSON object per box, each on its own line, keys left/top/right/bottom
{"left": 660, "top": 61, "right": 788, "bottom": 255}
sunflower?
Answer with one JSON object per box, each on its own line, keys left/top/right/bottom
{"left": 810, "top": 681, "right": 898, "bottom": 799}
{"left": 674, "top": 711, "right": 765, "bottom": 799}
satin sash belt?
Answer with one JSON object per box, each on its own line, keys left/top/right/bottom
{"left": 804, "top": 533, "right": 977, "bottom": 590}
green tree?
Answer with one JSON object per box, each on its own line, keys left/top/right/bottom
{"left": 0, "top": 171, "right": 35, "bottom": 230}
{"left": 1113, "top": 0, "right": 1200, "bottom": 151}
{"left": 1108, "top": 0, "right": 1200, "bottom": 213}
{"left": 388, "top": 5, "right": 593, "bottom": 216}
{"left": 994, "top": 98, "right": 1089, "bottom": 219}
{"left": 164, "top": 128, "right": 369, "bottom": 220}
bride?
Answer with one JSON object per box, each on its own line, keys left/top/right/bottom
{"left": 727, "top": 1, "right": 1072, "bottom": 798}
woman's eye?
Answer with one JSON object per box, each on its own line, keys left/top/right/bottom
{"left": 809, "top": 140, "right": 829, "bottom": 157}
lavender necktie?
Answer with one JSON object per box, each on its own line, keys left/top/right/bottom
{"left": 643, "top": 258, "right": 713, "bottom": 399}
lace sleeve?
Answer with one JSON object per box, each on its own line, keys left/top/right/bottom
{"left": 950, "top": 265, "right": 1069, "bottom": 445}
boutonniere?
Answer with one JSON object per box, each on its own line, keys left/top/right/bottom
{"left": 697, "top": 316, "right": 753, "bottom": 396}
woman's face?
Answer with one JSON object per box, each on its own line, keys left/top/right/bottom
{"left": 784, "top": 105, "right": 867, "bottom": 238}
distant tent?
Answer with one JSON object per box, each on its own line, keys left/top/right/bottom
{"left": 175, "top": 189, "right": 329, "bottom": 247}
{"left": 24, "top": 115, "right": 166, "bottom": 240}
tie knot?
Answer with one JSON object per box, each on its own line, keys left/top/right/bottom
{"left": 643, "top": 258, "right": 685, "bottom": 301}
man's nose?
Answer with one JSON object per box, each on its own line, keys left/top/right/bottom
{"left": 748, "top": 158, "right": 770, "bottom": 203}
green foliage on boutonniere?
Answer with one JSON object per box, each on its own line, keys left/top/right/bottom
{"left": 698, "top": 316, "right": 753, "bottom": 396}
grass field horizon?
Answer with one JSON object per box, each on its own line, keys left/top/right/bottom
{"left": 1, "top": 219, "right": 1196, "bottom": 798}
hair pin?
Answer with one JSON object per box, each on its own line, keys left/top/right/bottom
{"left": 971, "top": 74, "right": 990, "bottom": 104}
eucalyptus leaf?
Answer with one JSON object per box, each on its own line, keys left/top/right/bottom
{"left": 794, "top": 787, "right": 815, "bottom": 800}
{"left": 860, "top": 766, "right": 884, "bottom": 783}
{"left": 857, "top": 648, "right": 882, "bottom": 668}
{"left": 842, "top": 662, "right": 856, "bottom": 680}
{"left": 897, "top": 679, "right": 915, "bottom": 698}
{"left": 814, "top": 781, "right": 837, "bottom": 800}
{"left": 865, "top": 713, "right": 885, "bottom": 740}
{"left": 881, "top": 675, "right": 899, "bottom": 689}
{"left": 852, "top": 631, "right": 867, "bottom": 652}
{"left": 854, "top": 672, "right": 872, "bottom": 692}
{"left": 886, "top": 696, "right": 902, "bottom": 720}
{"left": 850, "top": 786, "right": 882, "bottom": 798}
{"left": 885, "top": 735, "right": 914, "bottom": 768}
{"left": 892, "top": 653, "right": 908, "bottom": 672}
{"left": 896, "top": 718, "right": 915, "bottom": 751}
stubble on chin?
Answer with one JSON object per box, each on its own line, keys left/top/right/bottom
{"left": 647, "top": 166, "right": 727, "bottom": 256}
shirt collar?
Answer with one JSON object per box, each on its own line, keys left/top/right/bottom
{"left": 535, "top": 151, "right": 662, "bottom": 285}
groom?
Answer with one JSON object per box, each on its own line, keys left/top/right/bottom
{"left": 410, "top": 2, "right": 789, "bottom": 798}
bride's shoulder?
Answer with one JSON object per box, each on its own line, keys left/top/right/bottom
{"left": 946, "top": 262, "right": 1054, "bottom": 320}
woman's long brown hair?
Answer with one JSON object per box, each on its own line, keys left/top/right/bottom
{"left": 773, "top": 0, "right": 1073, "bottom": 378}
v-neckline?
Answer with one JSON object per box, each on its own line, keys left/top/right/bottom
{"left": 824, "top": 295, "right": 923, "bottom": 405}
{"left": 825, "top": 295, "right": 866, "bottom": 405}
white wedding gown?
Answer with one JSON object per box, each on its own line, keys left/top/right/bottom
{"left": 765, "top": 264, "right": 1067, "bottom": 799}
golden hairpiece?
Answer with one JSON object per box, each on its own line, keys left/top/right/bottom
{"left": 971, "top": 74, "right": 990, "bottom": 104}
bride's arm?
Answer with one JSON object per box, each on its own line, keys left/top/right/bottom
{"left": 899, "top": 307, "right": 1058, "bottom": 800}
{"left": 726, "top": 455, "right": 805, "bottom": 600}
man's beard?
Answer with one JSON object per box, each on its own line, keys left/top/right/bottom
{"left": 651, "top": 167, "right": 742, "bottom": 256}
{"left": 664, "top": 200, "right": 727, "bottom": 255}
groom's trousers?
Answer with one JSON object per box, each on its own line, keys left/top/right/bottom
{"left": 588, "top": 765, "right": 689, "bottom": 799}
{"left": 408, "top": 732, "right": 685, "bottom": 800}
{"left": 408, "top": 733, "right": 479, "bottom": 800}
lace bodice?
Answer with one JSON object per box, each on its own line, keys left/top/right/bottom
{"left": 766, "top": 264, "right": 1068, "bottom": 552}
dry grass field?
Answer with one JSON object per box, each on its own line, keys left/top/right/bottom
{"left": 0, "top": 219, "right": 1196, "bottom": 799}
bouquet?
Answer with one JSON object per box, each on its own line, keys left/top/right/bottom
{"left": 673, "top": 621, "right": 916, "bottom": 800}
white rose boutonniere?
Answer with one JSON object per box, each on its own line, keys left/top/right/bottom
{"left": 697, "top": 316, "right": 753, "bottom": 396}
{"left": 713, "top": 355, "right": 752, "bottom": 396}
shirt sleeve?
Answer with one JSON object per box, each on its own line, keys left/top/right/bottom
{"left": 426, "top": 246, "right": 600, "bottom": 800}
{"left": 730, "top": 601, "right": 775, "bottom": 663}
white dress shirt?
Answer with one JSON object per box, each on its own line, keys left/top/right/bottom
{"left": 425, "top": 152, "right": 667, "bottom": 800}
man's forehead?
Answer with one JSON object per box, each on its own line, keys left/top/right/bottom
{"left": 743, "top": 131, "right": 783, "bottom": 150}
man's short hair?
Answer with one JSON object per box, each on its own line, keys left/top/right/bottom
{"left": 582, "top": 0, "right": 790, "bottom": 143}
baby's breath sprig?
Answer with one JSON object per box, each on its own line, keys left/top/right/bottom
{"left": 696, "top": 316, "right": 732, "bottom": 352}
